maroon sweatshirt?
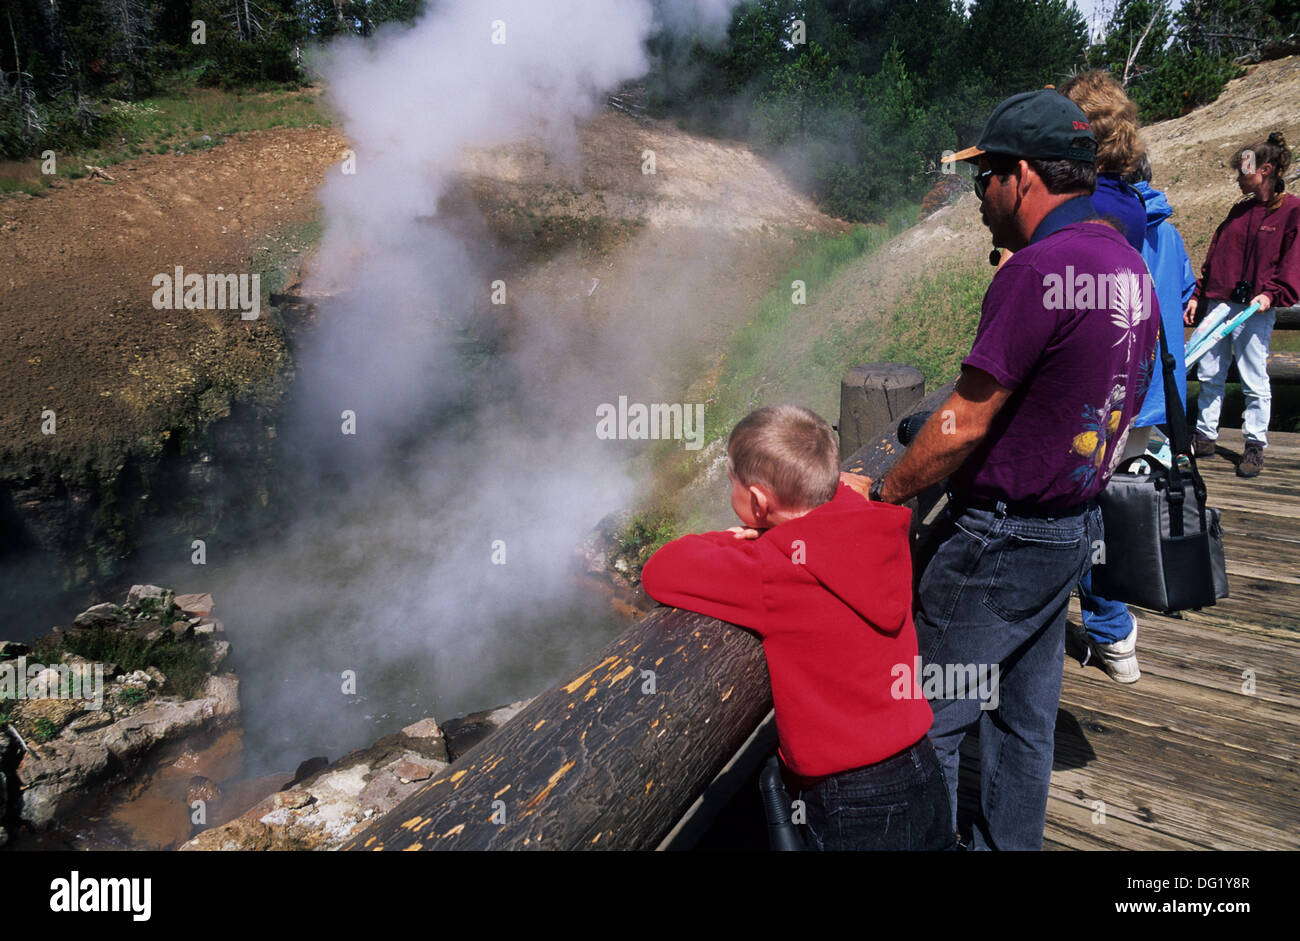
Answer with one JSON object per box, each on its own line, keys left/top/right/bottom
{"left": 1199, "top": 192, "right": 1300, "bottom": 307}
{"left": 640, "top": 483, "right": 932, "bottom": 778}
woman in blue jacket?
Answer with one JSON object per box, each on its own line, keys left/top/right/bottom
{"left": 1061, "top": 74, "right": 1195, "bottom": 684}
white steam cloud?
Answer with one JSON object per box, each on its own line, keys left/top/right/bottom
{"left": 211, "top": 0, "right": 743, "bottom": 768}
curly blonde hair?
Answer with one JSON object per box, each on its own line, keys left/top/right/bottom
{"left": 1059, "top": 69, "right": 1145, "bottom": 175}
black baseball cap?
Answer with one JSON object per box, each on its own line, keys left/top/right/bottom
{"left": 943, "top": 89, "right": 1096, "bottom": 164}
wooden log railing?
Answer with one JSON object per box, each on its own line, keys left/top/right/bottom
{"left": 346, "top": 367, "right": 952, "bottom": 851}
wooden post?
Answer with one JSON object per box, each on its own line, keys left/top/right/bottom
{"left": 838, "top": 363, "right": 925, "bottom": 459}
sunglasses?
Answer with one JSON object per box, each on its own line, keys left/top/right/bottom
{"left": 973, "top": 167, "right": 995, "bottom": 200}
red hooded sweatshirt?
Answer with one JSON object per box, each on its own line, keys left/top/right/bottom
{"left": 641, "top": 483, "right": 933, "bottom": 779}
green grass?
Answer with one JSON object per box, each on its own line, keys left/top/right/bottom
{"left": 76, "top": 89, "right": 328, "bottom": 171}
{"left": 701, "top": 206, "right": 923, "bottom": 448}
{"left": 611, "top": 509, "right": 679, "bottom": 581}
{"left": 32, "top": 627, "right": 214, "bottom": 700}
{"left": 878, "top": 267, "right": 988, "bottom": 385}
{"left": 1, "top": 87, "right": 329, "bottom": 198}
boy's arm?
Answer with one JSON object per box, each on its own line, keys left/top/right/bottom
{"left": 641, "top": 532, "right": 766, "bottom": 633}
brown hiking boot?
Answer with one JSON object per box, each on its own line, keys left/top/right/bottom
{"left": 1193, "top": 431, "right": 1216, "bottom": 458}
{"left": 1237, "top": 441, "right": 1264, "bottom": 478}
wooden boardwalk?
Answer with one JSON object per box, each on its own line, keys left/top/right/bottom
{"left": 953, "top": 428, "right": 1300, "bottom": 849}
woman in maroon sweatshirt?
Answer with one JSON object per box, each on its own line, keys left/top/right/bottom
{"left": 1186, "top": 132, "right": 1300, "bottom": 477}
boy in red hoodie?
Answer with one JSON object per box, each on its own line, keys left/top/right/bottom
{"left": 641, "top": 405, "right": 953, "bottom": 851}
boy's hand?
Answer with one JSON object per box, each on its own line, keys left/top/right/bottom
{"left": 839, "top": 471, "right": 874, "bottom": 501}
{"left": 726, "top": 525, "right": 761, "bottom": 540}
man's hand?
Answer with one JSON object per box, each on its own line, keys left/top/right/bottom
{"left": 1183, "top": 296, "right": 1198, "bottom": 326}
{"left": 726, "top": 526, "right": 760, "bottom": 540}
{"left": 839, "top": 471, "right": 874, "bottom": 501}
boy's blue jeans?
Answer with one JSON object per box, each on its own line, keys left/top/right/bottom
{"left": 913, "top": 499, "right": 1102, "bottom": 850}
{"left": 799, "top": 737, "right": 954, "bottom": 850}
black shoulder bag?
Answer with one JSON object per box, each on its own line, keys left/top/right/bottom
{"left": 1089, "top": 325, "right": 1229, "bottom": 611}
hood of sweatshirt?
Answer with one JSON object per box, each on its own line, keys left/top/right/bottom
{"left": 760, "top": 483, "right": 913, "bottom": 636}
{"left": 1134, "top": 180, "right": 1173, "bottom": 226}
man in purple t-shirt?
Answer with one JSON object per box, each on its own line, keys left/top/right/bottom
{"left": 867, "top": 90, "right": 1159, "bottom": 850}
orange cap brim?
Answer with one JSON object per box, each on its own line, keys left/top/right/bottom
{"left": 942, "top": 145, "right": 985, "bottom": 164}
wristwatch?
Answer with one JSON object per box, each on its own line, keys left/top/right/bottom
{"left": 869, "top": 476, "right": 886, "bottom": 503}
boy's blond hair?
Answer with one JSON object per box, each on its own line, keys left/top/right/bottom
{"left": 728, "top": 405, "right": 840, "bottom": 510}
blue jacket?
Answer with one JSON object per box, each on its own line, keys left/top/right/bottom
{"left": 1131, "top": 181, "right": 1196, "bottom": 427}
{"left": 1091, "top": 173, "right": 1147, "bottom": 251}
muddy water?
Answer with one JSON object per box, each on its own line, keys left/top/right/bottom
{"left": 19, "top": 727, "right": 292, "bottom": 850}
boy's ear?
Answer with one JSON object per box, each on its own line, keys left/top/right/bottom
{"left": 749, "top": 484, "right": 772, "bottom": 523}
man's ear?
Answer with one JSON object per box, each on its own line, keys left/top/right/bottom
{"left": 1016, "top": 158, "right": 1034, "bottom": 196}
{"left": 748, "top": 484, "right": 771, "bottom": 524}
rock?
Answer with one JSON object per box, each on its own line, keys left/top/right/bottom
{"left": 183, "top": 813, "right": 278, "bottom": 851}
{"left": 184, "top": 746, "right": 449, "bottom": 851}
{"left": 441, "top": 700, "right": 531, "bottom": 761}
{"left": 399, "top": 717, "right": 448, "bottom": 762}
{"left": 15, "top": 676, "right": 240, "bottom": 830}
{"left": 126, "top": 585, "right": 175, "bottom": 618}
{"left": 169, "top": 620, "right": 193, "bottom": 638}
{"left": 283, "top": 756, "right": 329, "bottom": 789}
{"left": 175, "top": 593, "right": 214, "bottom": 617}
{"left": 18, "top": 696, "right": 83, "bottom": 733}
{"left": 203, "top": 674, "right": 240, "bottom": 718}
{"left": 121, "top": 670, "right": 151, "bottom": 688}
{"left": 73, "top": 603, "right": 128, "bottom": 627}
{"left": 390, "top": 760, "right": 436, "bottom": 783}
{"left": 144, "top": 666, "right": 167, "bottom": 688}
{"left": 0, "top": 641, "right": 30, "bottom": 659}
{"left": 274, "top": 789, "right": 314, "bottom": 810}
{"left": 65, "top": 711, "right": 114, "bottom": 733}
{"left": 187, "top": 775, "right": 222, "bottom": 804}
{"left": 209, "top": 640, "right": 230, "bottom": 669}
{"left": 138, "top": 620, "right": 171, "bottom": 643}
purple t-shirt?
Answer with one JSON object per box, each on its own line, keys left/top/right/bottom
{"left": 952, "top": 219, "right": 1161, "bottom": 508}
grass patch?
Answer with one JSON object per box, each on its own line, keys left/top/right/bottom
{"left": 33, "top": 627, "right": 213, "bottom": 700}
{"left": 878, "top": 267, "right": 987, "bottom": 385}
{"left": 1, "top": 88, "right": 329, "bottom": 198}
{"left": 609, "top": 508, "right": 679, "bottom": 582}
{"left": 73, "top": 89, "right": 328, "bottom": 171}
{"left": 702, "top": 206, "right": 921, "bottom": 447}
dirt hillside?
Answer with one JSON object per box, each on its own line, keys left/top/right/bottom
{"left": 0, "top": 107, "right": 842, "bottom": 477}
{"left": 4, "top": 55, "right": 1296, "bottom": 476}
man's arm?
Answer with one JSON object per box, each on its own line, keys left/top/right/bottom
{"left": 877, "top": 366, "right": 1013, "bottom": 505}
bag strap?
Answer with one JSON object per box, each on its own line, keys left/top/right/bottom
{"left": 1156, "top": 324, "right": 1209, "bottom": 535}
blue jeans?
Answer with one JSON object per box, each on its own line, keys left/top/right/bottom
{"left": 799, "top": 737, "right": 955, "bottom": 851}
{"left": 913, "top": 499, "right": 1103, "bottom": 850}
{"left": 1078, "top": 570, "right": 1132, "bottom": 643}
{"left": 1196, "top": 301, "right": 1275, "bottom": 446}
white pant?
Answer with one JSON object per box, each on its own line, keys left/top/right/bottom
{"left": 1195, "top": 301, "right": 1276, "bottom": 446}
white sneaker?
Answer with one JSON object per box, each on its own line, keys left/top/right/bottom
{"left": 1079, "top": 613, "right": 1141, "bottom": 684}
